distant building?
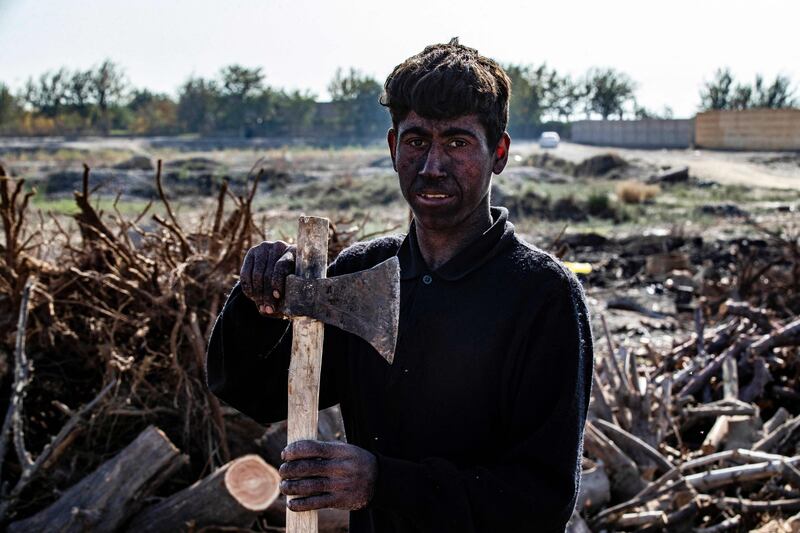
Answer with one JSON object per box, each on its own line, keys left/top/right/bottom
{"left": 695, "top": 109, "right": 800, "bottom": 151}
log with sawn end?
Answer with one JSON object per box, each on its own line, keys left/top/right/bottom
{"left": 8, "top": 426, "right": 187, "bottom": 533}
{"left": 124, "top": 454, "right": 280, "bottom": 532}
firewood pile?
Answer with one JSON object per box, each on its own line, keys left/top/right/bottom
{"left": 0, "top": 163, "right": 363, "bottom": 531}
{"left": 1, "top": 158, "right": 798, "bottom": 531}
{"left": 572, "top": 228, "right": 800, "bottom": 531}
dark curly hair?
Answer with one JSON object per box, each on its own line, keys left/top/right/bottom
{"left": 380, "top": 39, "right": 511, "bottom": 149}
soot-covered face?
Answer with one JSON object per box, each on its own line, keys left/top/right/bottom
{"left": 388, "top": 112, "right": 509, "bottom": 232}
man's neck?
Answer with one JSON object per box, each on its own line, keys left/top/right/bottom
{"left": 414, "top": 203, "right": 493, "bottom": 271}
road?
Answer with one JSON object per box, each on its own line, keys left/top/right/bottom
{"left": 511, "top": 141, "right": 800, "bottom": 190}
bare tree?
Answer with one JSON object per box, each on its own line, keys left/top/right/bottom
{"left": 90, "top": 60, "right": 126, "bottom": 133}
{"left": 729, "top": 83, "right": 752, "bottom": 110}
{"left": 753, "top": 74, "right": 795, "bottom": 108}
{"left": 700, "top": 69, "right": 796, "bottom": 110}
{"left": 699, "top": 68, "right": 734, "bottom": 110}
{"left": 24, "top": 69, "right": 69, "bottom": 118}
{"left": 0, "top": 83, "right": 18, "bottom": 126}
{"left": 585, "top": 68, "right": 636, "bottom": 120}
{"left": 66, "top": 70, "right": 93, "bottom": 117}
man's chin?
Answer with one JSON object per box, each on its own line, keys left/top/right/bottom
{"left": 411, "top": 209, "right": 464, "bottom": 231}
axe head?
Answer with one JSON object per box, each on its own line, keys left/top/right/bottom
{"left": 283, "top": 257, "right": 400, "bottom": 364}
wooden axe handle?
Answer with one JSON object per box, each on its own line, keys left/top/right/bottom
{"left": 286, "top": 216, "right": 329, "bottom": 533}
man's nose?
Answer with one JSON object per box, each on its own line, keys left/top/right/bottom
{"left": 419, "top": 144, "right": 447, "bottom": 178}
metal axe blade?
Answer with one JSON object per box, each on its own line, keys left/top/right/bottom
{"left": 283, "top": 256, "right": 400, "bottom": 363}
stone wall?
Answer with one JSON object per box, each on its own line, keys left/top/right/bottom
{"left": 571, "top": 119, "right": 694, "bottom": 148}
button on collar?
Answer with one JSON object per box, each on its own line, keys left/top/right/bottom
{"left": 422, "top": 274, "right": 432, "bottom": 285}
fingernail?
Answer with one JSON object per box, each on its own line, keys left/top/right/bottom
{"left": 273, "top": 290, "right": 280, "bottom": 299}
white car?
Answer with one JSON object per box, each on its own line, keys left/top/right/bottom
{"left": 539, "top": 131, "right": 560, "bottom": 148}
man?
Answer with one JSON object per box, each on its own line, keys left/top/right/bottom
{"left": 206, "top": 41, "right": 593, "bottom": 532}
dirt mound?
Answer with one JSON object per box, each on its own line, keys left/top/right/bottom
{"left": 574, "top": 153, "right": 627, "bottom": 177}
{"left": 526, "top": 152, "right": 629, "bottom": 178}
{"left": 113, "top": 155, "right": 154, "bottom": 171}
{"left": 494, "top": 184, "right": 620, "bottom": 222}
{"left": 525, "top": 152, "right": 576, "bottom": 174}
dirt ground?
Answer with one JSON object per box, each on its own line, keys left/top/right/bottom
{"left": 513, "top": 140, "right": 800, "bottom": 190}
{"left": 2, "top": 136, "right": 799, "bottom": 189}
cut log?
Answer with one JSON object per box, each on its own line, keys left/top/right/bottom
{"left": 721, "top": 352, "right": 738, "bottom": 400}
{"left": 589, "top": 468, "right": 685, "bottom": 527}
{"left": 589, "top": 374, "right": 617, "bottom": 425}
{"left": 648, "top": 166, "right": 689, "bottom": 184}
{"left": 566, "top": 511, "right": 592, "bottom": 533}
{"left": 719, "top": 497, "right": 800, "bottom": 513}
{"left": 593, "top": 418, "right": 673, "bottom": 476}
{"left": 738, "top": 357, "right": 772, "bottom": 403}
{"left": 685, "top": 458, "right": 800, "bottom": 491}
{"left": 616, "top": 510, "right": 667, "bottom": 528}
{"left": 701, "top": 416, "right": 730, "bottom": 455}
{"left": 750, "top": 317, "right": 800, "bottom": 356}
{"left": 720, "top": 299, "right": 774, "bottom": 333}
{"left": 258, "top": 405, "right": 346, "bottom": 467}
{"left": 723, "top": 416, "right": 761, "bottom": 451}
{"left": 124, "top": 454, "right": 280, "bottom": 532}
{"left": 679, "top": 340, "right": 748, "bottom": 399}
{"left": 582, "top": 421, "right": 648, "bottom": 499}
{"left": 8, "top": 426, "right": 187, "bottom": 533}
{"left": 685, "top": 399, "right": 757, "bottom": 419}
{"left": 648, "top": 498, "right": 702, "bottom": 532}
{"left": 753, "top": 415, "right": 800, "bottom": 453}
{"left": 694, "top": 514, "right": 742, "bottom": 533}
{"left": 681, "top": 448, "right": 788, "bottom": 472}
{"left": 764, "top": 407, "right": 791, "bottom": 435}
{"left": 577, "top": 461, "right": 611, "bottom": 511}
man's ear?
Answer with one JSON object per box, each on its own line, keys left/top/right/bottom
{"left": 492, "top": 132, "right": 511, "bottom": 175}
{"left": 387, "top": 128, "right": 397, "bottom": 172}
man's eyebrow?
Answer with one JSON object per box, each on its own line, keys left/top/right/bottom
{"left": 399, "top": 126, "right": 480, "bottom": 139}
{"left": 441, "top": 127, "right": 479, "bottom": 139}
{"left": 399, "top": 126, "right": 430, "bottom": 138}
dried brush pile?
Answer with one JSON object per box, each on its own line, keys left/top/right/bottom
{"left": 0, "top": 162, "right": 367, "bottom": 529}
{"left": 574, "top": 227, "right": 800, "bottom": 531}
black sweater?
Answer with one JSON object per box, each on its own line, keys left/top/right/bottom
{"left": 206, "top": 208, "right": 593, "bottom": 532}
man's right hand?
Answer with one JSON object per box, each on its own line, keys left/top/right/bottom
{"left": 239, "top": 240, "right": 296, "bottom": 316}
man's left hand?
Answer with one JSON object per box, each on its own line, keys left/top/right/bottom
{"left": 279, "top": 440, "right": 378, "bottom": 511}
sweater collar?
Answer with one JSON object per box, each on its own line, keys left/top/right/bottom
{"left": 397, "top": 206, "right": 515, "bottom": 281}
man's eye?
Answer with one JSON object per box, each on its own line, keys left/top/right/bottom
{"left": 408, "top": 139, "right": 427, "bottom": 148}
{"left": 448, "top": 139, "right": 467, "bottom": 148}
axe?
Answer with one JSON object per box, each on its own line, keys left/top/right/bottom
{"left": 282, "top": 216, "right": 400, "bottom": 533}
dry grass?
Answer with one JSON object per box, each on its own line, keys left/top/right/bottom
{"left": 615, "top": 180, "right": 660, "bottom": 204}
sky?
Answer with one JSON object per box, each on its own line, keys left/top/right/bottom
{"left": 1, "top": 0, "right": 799, "bottom": 118}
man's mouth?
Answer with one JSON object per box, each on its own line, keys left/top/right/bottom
{"left": 417, "top": 192, "right": 452, "bottom": 199}
{"left": 414, "top": 191, "right": 455, "bottom": 208}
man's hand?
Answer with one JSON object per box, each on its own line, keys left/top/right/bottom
{"left": 239, "top": 240, "right": 296, "bottom": 316}
{"left": 279, "top": 440, "right": 378, "bottom": 512}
